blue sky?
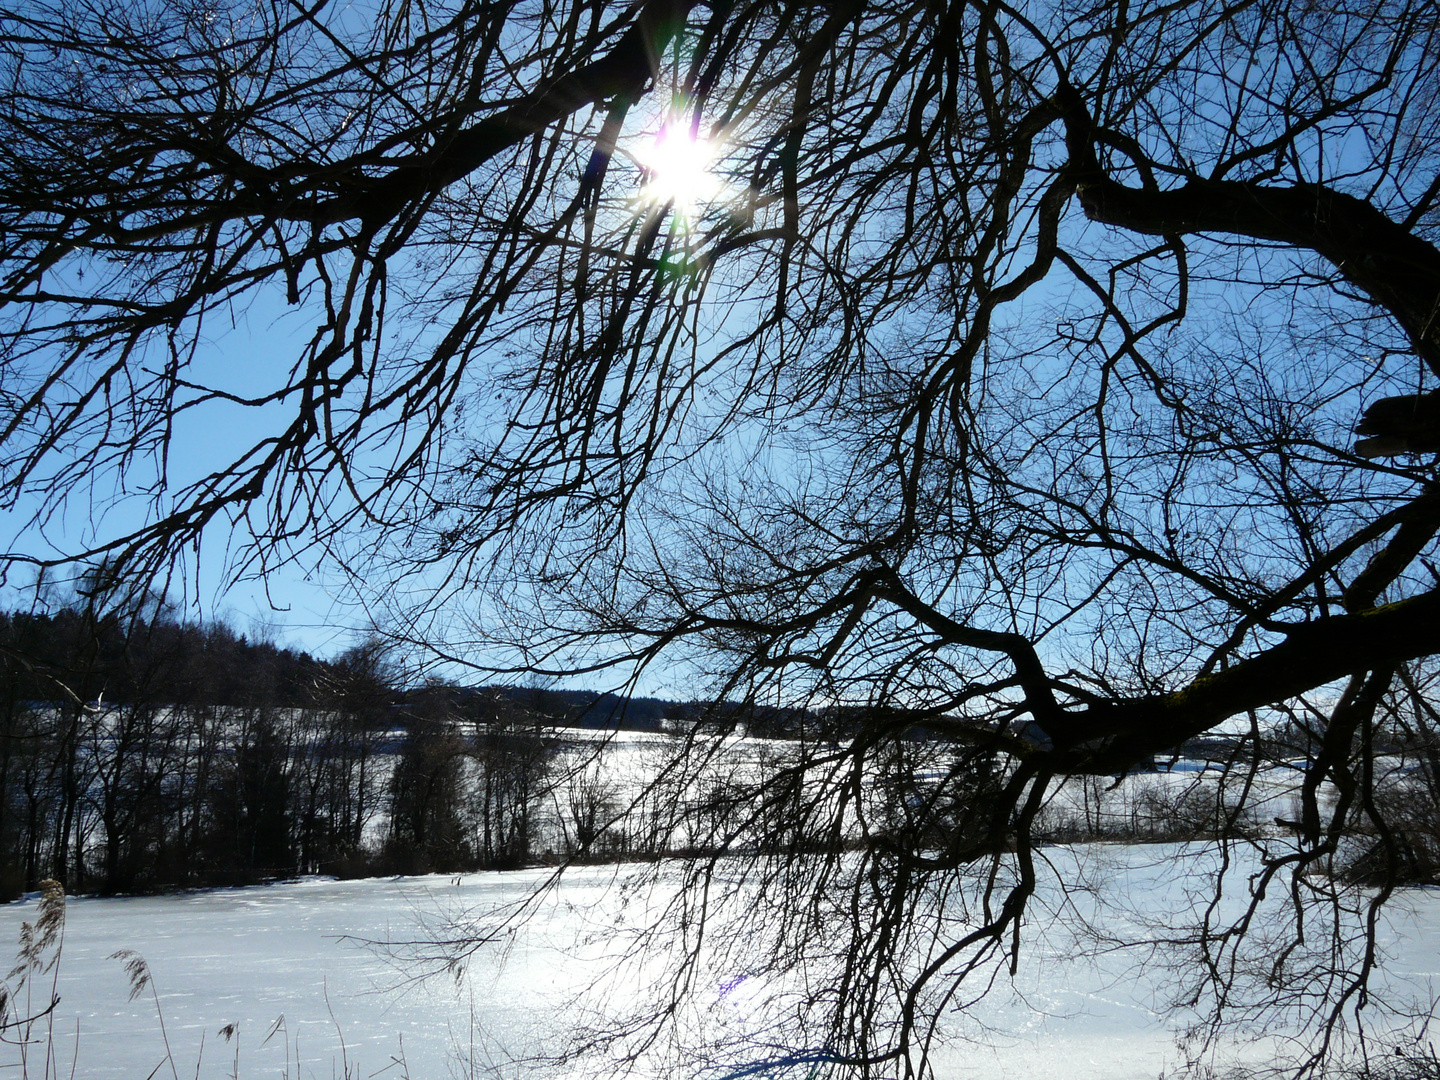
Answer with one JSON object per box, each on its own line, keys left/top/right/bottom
{"left": 0, "top": 283, "right": 371, "bottom": 659}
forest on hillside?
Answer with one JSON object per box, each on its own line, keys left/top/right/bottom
{"left": 0, "top": 602, "right": 695, "bottom": 897}
{"left": 1, "top": 598, "right": 983, "bottom": 900}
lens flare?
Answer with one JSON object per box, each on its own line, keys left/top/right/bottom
{"left": 637, "top": 122, "right": 721, "bottom": 215}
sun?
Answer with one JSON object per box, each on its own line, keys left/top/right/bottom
{"left": 636, "top": 121, "right": 722, "bottom": 216}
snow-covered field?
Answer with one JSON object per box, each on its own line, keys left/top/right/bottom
{"left": 2, "top": 847, "right": 1438, "bottom": 1080}
{"left": 1, "top": 736, "right": 1433, "bottom": 1079}
{"left": 0, "top": 870, "right": 585, "bottom": 1080}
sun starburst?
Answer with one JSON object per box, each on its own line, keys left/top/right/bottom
{"left": 636, "top": 120, "right": 722, "bottom": 217}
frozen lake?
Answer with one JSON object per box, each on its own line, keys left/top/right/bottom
{"left": 0, "top": 870, "right": 590, "bottom": 1080}
{"left": 1, "top": 851, "right": 1437, "bottom": 1080}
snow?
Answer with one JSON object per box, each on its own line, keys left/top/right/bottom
{"left": 0, "top": 871, "right": 578, "bottom": 1080}
{"left": 1, "top": 736, "right": 1435, "bottom": 1080}
{"left": 1, "top": 850, "right": 1437, "bottom": 1080}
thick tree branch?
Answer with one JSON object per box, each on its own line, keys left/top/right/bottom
{"left": 1342, "top": 487, "right": 1440, "bottom": 612}
{"left": 1050, "top": 587, "right": 1440, "bottom": 771}
{"left": 870, "top": 566, "right": 1065, "bottom": 731}
{"left": 1064, "top": 113, "right": 1440, "bottom": 373}
{"left": 319, "top": 0, "right": 695, "bottom": 231}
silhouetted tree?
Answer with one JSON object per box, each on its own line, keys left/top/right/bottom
{"left": 387, "top": 709, "right": 468, "bottom": 874}
{"left": 5, "top": 0, "right": 1440, "bottom": 1073}
{"left": 204, "top": 709, "right": 296, "bottom": 881}
{"left": 463, "top": 691, "right": 556, "bottom": 869}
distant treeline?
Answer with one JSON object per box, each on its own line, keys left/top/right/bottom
{"left": 0, "top": 605, "right": 685, "bottom": 726}
{"left": 6, "top": 600, "right": 1383, "bottom": 899}
{"left": 0, "top": 603, "right": 1016, "bottom": 900}
{"left": 0, "top": 602, "right": 708, "bottom": 898}
{"left": 2, "top": 605, "right": 331, "bottom": 709}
